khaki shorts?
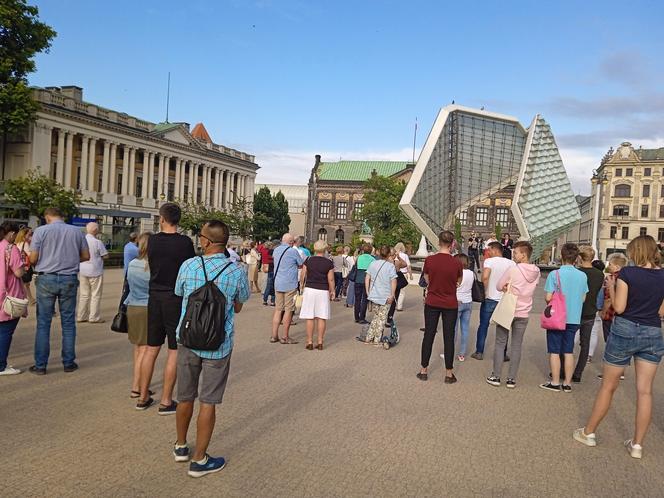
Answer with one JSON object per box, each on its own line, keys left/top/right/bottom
{"left": 275, "top": 289, "right": 298, "bottom": 312}
{"left": 177, "top": 347, "right": 231, "bottom": 405}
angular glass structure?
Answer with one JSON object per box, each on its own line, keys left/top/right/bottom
{"left": 400, "top": 105, "right": 580, "bottom": 258}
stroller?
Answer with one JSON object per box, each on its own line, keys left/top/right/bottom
{"left": 380, "top": 320, "right": 400, "bottom": 350}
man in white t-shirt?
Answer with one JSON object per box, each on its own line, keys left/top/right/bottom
{"left": 471, "top": 241, "right": 515, "bottom": 360}
{"left": 77, "top": 222, "right": 109, "bottom": 323}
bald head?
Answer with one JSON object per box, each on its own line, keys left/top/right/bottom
{"left": 282, "top": 233, "right": 295, "bottom": 245}
{"left": 86, "top": 222, "right": 99, "bottom": 235}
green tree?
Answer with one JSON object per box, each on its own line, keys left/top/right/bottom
{"left": 361, "top": 175, "right": 420, "bottom": 247}
{"left": 454, "top": 216, "right": 463, "bottom": 247}
{"left": 495, "top": 223, "right": 503, "bottom": 241}
{"left": 272, "top": 190, "right": 291, "bottom": 237}
{"left": 4, "top": 169, "right": 84, "bottom": 220}
{"left": 226, "top": 195, "right": 254, "bottom": 239}
{"left": 251, "top": 186, "right": 291, "bottom": 241}
{"left": 0, "top": 0, "right": 57, "bottom": 178}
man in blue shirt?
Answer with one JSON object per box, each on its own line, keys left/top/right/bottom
{"left": 270, "top": 233, "right": 303, "bottom": 344}
{"left": 173, "top": 220, "right": 249, "bottom": 478}
{"left": 123, "top": 232, "right": 139, "bottom": 274}
{"left": 29, "top": 207, "right": 90, "bottom": 374}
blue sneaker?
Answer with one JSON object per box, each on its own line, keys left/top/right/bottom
{"left": 188, "top": 454, "right": 226, "bottom": 478}
{"left": 173, "top": 443, "right": 190, "bottom": 462}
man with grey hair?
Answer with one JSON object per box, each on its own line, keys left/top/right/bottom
{"left": 77, "top": 221, "right": 109, "bottom": 323}
{"left": 271, "top": 233, "right": 303, "bottom": 344}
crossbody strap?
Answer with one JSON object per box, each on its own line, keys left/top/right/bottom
{"left": 273, "top": 247, "right": 291, "bottom": 279}
{"left": 369, "top": 261, "right": 388, "bottom": 293}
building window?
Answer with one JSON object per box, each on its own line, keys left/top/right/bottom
{"left": 458, "top": 210, "right": 468, "bottom": 225}
{"left": 640, "top": 227, "right": 647, "bottom": 236}
{"left": 495, "top": 207, "right": 510, "bottom": 226}
{"left": 319, "top": 200, "right": 330, "bottom": 219}
{"left": 117, "top": 174, "right": 123, "bottom": 194}
{"left": 622, "top": 226, "right": 629, "bottom": 239}
{"left": 136, "top": 177, "right": 143, "bottom": 197}
{"left": 626, "top": 168, "right": 633, "bottom": 177}
{"left": 612, "top": 204, "right": 629, "bottom": 216}
{"left": 610, "top": 226, "right": 617, "bottom": 239}
{"left": 660, "top": 205, "right": 664, "bottom": 218}
{"left": 641, "top": 204, "right": 649, "bottom": 217}
{"left": 643, "top": 184, "right": 650, "bottom": 197}
{"left": 614, "top": 184, "right": 631, "bottom": 197}
{"left": 659, "top": 227, "right": 664, "bottom": 242}
{"left": 336, "top": 201, "right": 347, "bottom": 220}
{"left": 661, "top": 184, "right": 664, "bottom": 198}
{"left": 335, "top": 229, "right": 344, "bottom": 244}
{"left": 475, "top": 207, "right": 488, "bottom": 226}
{"left": 615, "top": 168, "right": 622, "bottom": 177}
{"left": 317, "top": 228, "right": 327, "bottom": 241}
{"left": 644, "top": 167, "right": 651, "bottom": 176}
{"left": 353, "top": 202, "right": 364, "bottom": 219}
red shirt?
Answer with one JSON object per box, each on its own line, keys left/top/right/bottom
{"left": 423, "top": 253, "right": 463, "bottom": 309}
{"left": 258, "top": 245, "right": 272, "bottom": 265}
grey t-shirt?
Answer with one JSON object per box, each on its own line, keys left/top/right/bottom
{"left": 31, "top": 220, "right": 87, "bottom": 275}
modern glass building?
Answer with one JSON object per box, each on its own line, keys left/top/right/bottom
{"left": 400, "top": 105, "right": 580, "bottom": 258}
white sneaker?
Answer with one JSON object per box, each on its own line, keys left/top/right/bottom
{"left": 0, "top": 366, "right": 22, "bottom": 376}
{"left": 573, "top": 428, "right": 597, "bottom": 447}
{"left": 624, "top": 439, "right": 642, "bottom": 459}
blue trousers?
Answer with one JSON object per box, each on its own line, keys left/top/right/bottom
{"left": 474, "top": 298, "right": 498, "bottom": 354}
{"left": 0, "top": 319, "right": 20, "bottom": 371}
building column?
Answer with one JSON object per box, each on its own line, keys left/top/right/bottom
{"left": 141, "top": 151, "right": 150, "bottom": 198}
{"left": 194, "top": 163, "right": 201, "bottom": 203}
{"left": 64, "top": 132, "right": 74, "bottom": 188}
{"left": 186, "top": 161, "right": 194, "bottom": 201}
{"left": 246, "top": 175, "right": 254, "bottom": 203}
{"left": 101, "top": 140, "right": 111, "bottom": 192}
{"left": 202, "top": 165, "right": 210, "bottom": 205}
{"left": 121, "top": 145, "right": 130, "bottom": 195}
{"left": 109, "top": 142, "right": 117, "bottom": 194}
{"left": 55, "top": 129, "right": 66, "bottom": 185}
{"left": 128, "top": 147, "right": 136, "bottom": 196}
{"left": 212, "top": 168, "right": 219, "bottom": 208}
{"left": 157, "top": 154, "right": 165, "bottom": 199}
{"left": 205, "top": 166, "right": 212, "bottom": 205}
{"left": 179, "top": 160, "right": 186, "bottom": 199}
{"left": 174, "top": 158, "right": 181, "bottom": 200}
{"left": 87, "top": 137, "right": 97, "bottom": 191}
{"left": 224, "top": 170, "right": 232, "bottom": 209}
{"left": 79, "top": 136, "right": 89, "bottom": 190}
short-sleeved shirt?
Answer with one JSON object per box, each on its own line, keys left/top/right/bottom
{"left": 0, "top": 241, "right": 27, "bottom": 321}
{"left": 304, "top": 256, "right": 334, "bottom": 290}
{"left": 545, "top": 265, "right": 589, "bottom": 325}
{"left": 618, "top": 266, "right": 664, "bottom": 327}
{"left": 258, "top": 245, "right": 272, "bottom": 266}
{"left": 80, "top": 234, "right": 108, "bottom": 278}
{"left": 175, "top": 253, "right": 250, "bottom": 359}
{"left": 273, "top": 244, "right": 304, "bottom": 292}
{"left": 484, "top": 257, "right": 516, "bottom": 301}
{"left": 423, "top": 253, "right": 463, "bottom": 309}
{"left": 124, "top": 258, "right": 150, "bottom": 307}
{"left": 579, "top": 266, "right": 605, "bottom": 319}
{"left": 397, "top": 251, "right": 411, "bottom": 274}
{"left": 31, "top": 220, "right": 87, "bottom": 275}
{"left": 147, "top": 232, "right": 195, "bottom": 294}
{"left": 123, "top": 242, "right": 139, "bottom": 275}
{"left": 367, "top": 259, "right": 398, "bottom": 305}
{"left": 355, "top": 253, "right": 375, "bottom": 283}
{"left": 332, "top": 255, "right": 345, "bottom": 273}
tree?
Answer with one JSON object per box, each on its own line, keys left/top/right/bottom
{"left": 4, "top": 169, "right": 85, "bottom": 220}
{"left": 454, "top": 216, "right": 463, "bottom": 247}
{"left": 361, "top": 174, "right": 420, "bottom": 248}
{"left": 252, "top": 186, "right": 291, "bottom": 241}
{"left": 0, "top": 0, "right": 57, "bottom": 178}
{"left": 272, "top": 191, "right": 291, "bottom": 237}
{"left": 226, "top": 195, "right": 254, "bottom": 239}
{"left": 495, "top": 223, "right": 503, "bottom": 241}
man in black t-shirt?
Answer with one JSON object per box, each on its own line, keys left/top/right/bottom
{"left": 137, "top": 203, "right": 195, "bottom": 413}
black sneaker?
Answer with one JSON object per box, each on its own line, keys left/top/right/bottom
{"left": 504, "top": 355, "right": 510, "bottom": 362}
{"left": 173, "top": 442, "right": 191, "bottom": 462}
{"left": 572, "top": 376, "right": 581, "bottom": 384}
{"left": 562, "top": 384, "right": 572, "bottom": 393}
{"left": 486, "top": 375, "right": 501, "bottom": 387}
{"left": 358, "top": 320, "right": 369, "bottom": 325}
{"left": 136, "top": 397, "right": 155, "bottom": 410}
{"left": 539, "top": 382, "right": 561, "bottom": 392}
{"left": 29, "top": 365, "right": 46, "bottom": 375}
{"left": 506, "top": 379, "right": 516, "bottom": 389}
{"left": 158, "top": 401, "right": 178, "bottom": 416}
{"left": 63, "top": 362, "right": 78, "bottom": 373}
{"left": 470, "top": 352, "right": 483, "bottom": 360}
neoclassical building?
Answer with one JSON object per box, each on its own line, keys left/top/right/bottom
{"left": 1, "top": 85, "right": 258, "bottom": 242}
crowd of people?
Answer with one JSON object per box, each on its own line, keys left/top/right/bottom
{"left": 1, "top": 205, "right": 663, "bottom": 471}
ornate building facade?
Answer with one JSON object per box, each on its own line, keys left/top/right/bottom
{"left": 1, "top": 85, "right": 258, "bottom": 243}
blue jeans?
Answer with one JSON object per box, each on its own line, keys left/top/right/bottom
{"left": 456, "top": 302, "right": 472, "bottom": 356}
{"left": 346, "top": 281, "right": 355, "bottom": 306}
{"left": 34, "top": 274, "right": 79, "bottom": 369}
{"left": 263, "top": 271, "right": 275, "bottom": 304}
{"left": 474, "top": 298, "right": 498, "bottom": 354}
{"left": 0, "top": 319, "right": 20, "bottom": 371}
{"left": 334, "top": 272, "right": 343, "bottom": 298}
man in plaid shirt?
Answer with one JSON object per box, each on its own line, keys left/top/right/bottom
{"left": 172, "top": 220, "right": 250, "bottom": 478}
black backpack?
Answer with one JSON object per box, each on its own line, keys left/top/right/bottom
{"left": 179, "top": 256, "right": 233, "bottom": 351}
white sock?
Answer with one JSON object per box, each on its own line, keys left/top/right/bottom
{"left": 195, "top": 455, "right": 208, "bottom": 465}
{"left": 175, "top": 442, "right": 187, "bottom": 449}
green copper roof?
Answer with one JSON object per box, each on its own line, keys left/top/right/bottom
{"left": 317, "top": 160, "right": 411, "bottom": 181}
{"left": 636, "top": 148, "right": 664, "bottom": 161}
{"left": 152, "top": 122, "right": 182, "bottom": 134}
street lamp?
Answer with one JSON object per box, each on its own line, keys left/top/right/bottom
{"left": 591, "top": 169, "right": 608, "bottom": 259}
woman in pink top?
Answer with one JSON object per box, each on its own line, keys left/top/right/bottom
{"left": 0, "top": 222, "right": 27, "bottom": 376}
{"left": 486, "top": 241, "right": 540, "bottom": 388}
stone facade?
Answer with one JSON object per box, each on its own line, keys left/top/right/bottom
{"left": 458, "top": 185, "right": 520, "bottom": 240}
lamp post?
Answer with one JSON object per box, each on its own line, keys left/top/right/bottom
{"left": 591, "top": 169, "right": 608, "bottom": 259}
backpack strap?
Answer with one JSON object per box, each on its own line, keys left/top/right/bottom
{"left": 199, "top": 255, "right": 209, "bottom": 282}
{"left": 211, "top": 262, "right": 234, "bottom": 282}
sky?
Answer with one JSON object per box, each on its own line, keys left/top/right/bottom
{"left": 30, "top": 0, "right": 664, "bottom": 193}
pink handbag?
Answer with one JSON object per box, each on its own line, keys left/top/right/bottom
{"left": 540, "top": 270, "right": 567, "bottom": 331}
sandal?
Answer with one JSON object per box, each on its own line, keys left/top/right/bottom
{"left": 416, "top": 372, "right": 428, "bottom": 381}
{"left": 305, "top": 343, "right": 314, "bottom": 350}
{"left": 269, "top": 337, "right": 280, "bottom": 343}
{"left": 130, "top": 389, "right": 154, "bottom": 399}
{"left": 316, "top": 343, "right": 324, "bottom": 350}
{"left": 280, "top": 337, "right": 299, "bottom": 345}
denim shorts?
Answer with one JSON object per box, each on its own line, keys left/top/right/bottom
{"left": 546, "top": 323, "right": 579, "bottom": 354}
{"left": 604, "top": 316, "right": 664, "bottom": 366}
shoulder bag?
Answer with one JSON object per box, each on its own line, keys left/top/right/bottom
{"left": 490, "top": 274, "right": 517, "bottom": 330}
{"left": 2, "top": 245, "right": 29, "bottom": 319}
{"left": 341, "top": 256, "right": 350, "bottom": 278}
{"left": 471, "top": 272, "right": 485, "bottom": 302}
{"left": 540, "top": 270, "right": 567, "bottom": 331}
{"left": 111, "top": 278, "right": 129, "bottom": 333}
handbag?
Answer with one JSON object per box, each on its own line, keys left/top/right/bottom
{"left": 348, "top": 263, "right": 358, "bottom": 283}
{"left": 396, "top": 271, "right": 408, "bottom": 290}
{"left": 111, "top": 278, "right": 129, "bottom": 333}
{"left": 471, "top": 273, "right": 485, "bottom": 302}
{"left": 490, "top": 278, "right": 517, "bottom": 329}
{"left": 2, "top": 244, "right": 29, "bottom": 319}
{"left": 540, "top": 270, "right": 567, "bottom": 331}
{"left": 341, "top": 256, "right": 350, "bottom": 278}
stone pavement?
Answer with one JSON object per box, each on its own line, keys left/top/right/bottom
{"left": 2, "top": 269, "right": 664, "bottom": 497}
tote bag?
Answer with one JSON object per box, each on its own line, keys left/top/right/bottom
{"left": 490, "top": 279, "right": 517, "bottom": 329}
{"left": 471, "top": 273, "right": 485, "bottom": 302}
{"left": 540, "top": 270, "right": 567, "bottom": 331}
{"left": 2, "top": 246, "right": 28, "bottom": 319}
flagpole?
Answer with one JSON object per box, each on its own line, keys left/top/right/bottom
{"left": 412, "top": 117, "right": 418, "bottom": 164}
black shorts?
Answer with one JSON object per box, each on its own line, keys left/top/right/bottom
{"left": 147, "top": 292, "right": 183, "bottom": 350}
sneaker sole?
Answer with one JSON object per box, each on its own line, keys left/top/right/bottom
{"left": 188, "top": 461, "right": 226, "bottom": 478}
{"left": 506, "top": 384, "right": 516, "bottom": 389}
{"left": 625, "top": 440, "right": 642, "bottom": 459}
{"left": 174, "top": 454, "right": 191, "bottom": 462}
{"left": 158, "top": 410, "right": 177, "bottom": 416}
{"left": 573, "top": 431, "right": 596, "bottom": 447}
{"left": 539, "top": 385, "right": 561, "bottom": 392}
{"left": 485, "top": 379, "right": 501, "bottom": 387}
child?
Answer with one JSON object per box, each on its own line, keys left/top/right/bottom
{"left": 600, "top": 253, "right": 628, "bottom": 342}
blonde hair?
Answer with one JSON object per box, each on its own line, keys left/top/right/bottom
{"left": 626, "top": 235, "right": 661, "bottom": 268}
{"left": 137, "top": 232, "right": 152, "bottom": 270}
{"left": 15, "top": 227, "right": 30, "bottom": 245}
{"left": 394, "top": 242, "right": 406, "bottom": 253}
{"left": 578, "top": 245, "right": 595, "bottom": 262}
{"left": 313, "top": 239, "right": 327, "bottom": 253}
{"left": 607, "top": 252, "right": 628, "bottom": 269}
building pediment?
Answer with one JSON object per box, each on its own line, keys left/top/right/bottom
{"left": 608, "top": 142, "right": 641, "bottom": 163}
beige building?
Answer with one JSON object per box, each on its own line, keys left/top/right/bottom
{"left": 594, "top": 142, "right": 664, "bottom": 258}
{"left": 254, "top": 183, "right": 308, "bottom": 237}
{"left": 1, "top": 85, "right": 258, "bottom": 245}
